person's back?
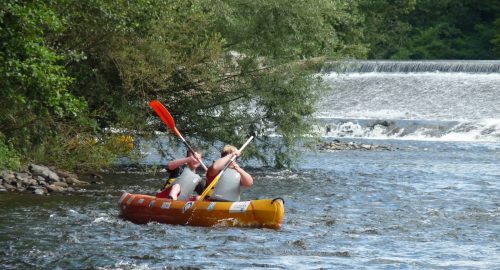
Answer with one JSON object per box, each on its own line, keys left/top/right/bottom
{"left": 205, "top": 145, "right": 253, "bottom": 201}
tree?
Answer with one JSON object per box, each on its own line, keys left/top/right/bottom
{"left": 48, "top": 0, "right": 367, "bottom": 168}
{"left": 0, "top": 0, "right": 88, "bottom": 168}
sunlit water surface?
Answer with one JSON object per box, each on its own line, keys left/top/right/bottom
{"left": 1, "top": 139, "right": 499, "bottom": 269}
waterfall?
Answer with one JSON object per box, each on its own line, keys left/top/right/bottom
{"left": 316, "top": 61, "right": 500, "bottom": 142}
{"left": 323, "top": 60, "right": 500, "bottom": 73}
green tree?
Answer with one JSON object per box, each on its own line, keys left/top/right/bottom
{"left": 0, "top": 0, "right": 88, "bottom": 168}
{"left": 49, "top": 0, "right": 367, "bottom": 168}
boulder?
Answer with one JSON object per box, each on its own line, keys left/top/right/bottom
{"left": 29, "top": 164, "right": 51, "bottom": 178}
{"left": 67, "top": 177, "right": 90, "bottom": 186}
{"left": 0, "top": 171, "right": 16, "bottom": 182}
{"left": 47, "top": 184, "right": 66, "bottom": 193}
{"left": 3, "top": 183, "right": 16, "bottom": 191}
{"left": 15, "top": 172, "right": 31, "bottom": 181}
{"left": 35, "top": 176, "right": 45, "bottom": 182}
{"left": 53, "top": 181, "right": 68, "bottom": 188}
{"left": 33, "top": 188, "right": 47, "bottom": 195}
{"left": 47, "top": 171, "right": 60, "bottom": 182}
{"left": 55, "top": 169, "right": 78, "bottom": 180}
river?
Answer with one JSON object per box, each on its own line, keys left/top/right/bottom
{"left": 1, "top": 61, "right": 499, "bottom": 269}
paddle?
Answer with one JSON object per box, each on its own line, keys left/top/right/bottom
{"left": 149, "top": 100, "right": 208, "bottom": 171}
{"left": 198, "top": 136, "right": 254, "bottom": 201}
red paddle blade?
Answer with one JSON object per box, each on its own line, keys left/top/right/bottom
{"left": 149, "top": 100, "right": 180, "bottom": 136}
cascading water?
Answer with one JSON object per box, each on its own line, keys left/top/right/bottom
{"left": 317, "top": 61, "right": 500, "bottom": 142}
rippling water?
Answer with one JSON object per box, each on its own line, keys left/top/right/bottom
{"left": 1, "top": 139, "right": 498, "bottom": 269}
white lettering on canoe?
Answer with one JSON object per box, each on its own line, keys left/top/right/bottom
{"left": 229, "top": 201, "right": 250, "bottom": 213}
{"left": 182, "top": 201, "right": 194, "bottom": 213}
{"left": 161, "top": 202, "right": 171, "bottom": 209}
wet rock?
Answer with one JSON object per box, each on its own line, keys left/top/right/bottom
{"left": 55, "top": 169, "right": 78, "bottom": 180}
{"left": 33, "top": 188, "right": 47, "bottom": 195}
{"left": 53, "top": 182, "right": 68, "bottom": 188}
{"left": 0, "top": 185, "right": 7, "bottom": 192}
{"left": 319, "top": 140, "right": 393, "bottom": 151}
{"left": 3, "top": 183, "right": 16, "bottom": 191}
{"left": 90, "top": 173, "right": 103, "bottom": 179}
{"left": 67, "top": 177, "right": 90, "bottom": 186}
{"left": 91, "top": 180, "right": 104, "bottom": 185}
{"left": 35, "top": 176, "right": 45, "bottom": 182}
{"left": 47, "top": 184, "right": 66, "bottom": 193}
{"left": 16, "top": 187, "right": 26, "bottom": 192}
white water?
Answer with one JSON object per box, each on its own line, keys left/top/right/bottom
{"left": 317, "top": 68, "right": 500, "bottom": 142}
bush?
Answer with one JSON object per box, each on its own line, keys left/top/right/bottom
{"left": 0, "top": 137, "right": 21, "bottom": 170}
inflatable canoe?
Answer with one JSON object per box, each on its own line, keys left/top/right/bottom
{"left": 118, "top": 192, "right": 285, "bottom": 230}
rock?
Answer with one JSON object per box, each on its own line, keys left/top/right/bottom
{"left": 16, "top": 187, "right": 26, "bottom": 192}
{"left": 0, "top": 185, "right": 7, "bottom": 192}
{"left": 15, "top": 181, "right": 23, "bottom": 189}
{"left": 29, "top": 164, "right": 51, "bottom": 178}
{"left": 38, "top": 180, "right": 48, "bottom": 187}
{"left": 36, "top": 176, "right": 45, "bottom": 182}
{"left": 55, "top": 169, "right": 78, "bottom": 180}
{"left": 47, "top": 171, "right": 60, "bottom": 182}
{"left": 53, "top": 181, "right": 68, "bottom": 188}
{"left": 33, "top": 188, "right": 47, "bottom": 195}
{"left": 319, "top": 141, "right": 393, "bottom": 151}
{"left": 47, "top": 184, "right": 66, "bottom": 193}
{"left": 27, "top": 185, "right": 43, "bottom": 191}
{"left": 3, "top": 183, "right": 16, "bottom": 191}
{"left": 0, "top": 171, "right": 16, "bottom": 182}
{"left": 67, "top": 177, "right": 90, "bottom": 186}
{"left": 28, "top": 179, "right": 38, "bottom": 186}
{"left": 91, "top": 181, "right": 104, "bottom": 185}
{"left": 15, "top": 172, "right": 31, "bottom": 180}
{"left": 90, "top": 173, "right": 103, "bottom": 179}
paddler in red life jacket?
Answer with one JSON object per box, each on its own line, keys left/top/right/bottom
{"left": 156, "top": 148, "right": 205, "bottom": 200}
{"left": 205, "top": 145, "right": 253, "bottom": 202}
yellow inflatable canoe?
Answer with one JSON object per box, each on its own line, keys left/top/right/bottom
{"left": 118, "top": 192, "right": 285, "bottom": 230}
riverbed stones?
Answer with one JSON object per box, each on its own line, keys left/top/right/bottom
{"left": 0, "top": 164, "right": 95, "bottom": 195}
{"left": 319, "top": 139, "right": 394, "bottom": 151}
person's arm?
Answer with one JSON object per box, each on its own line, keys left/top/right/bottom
{"left": 206, "top": 151, "right": 241, "bottom": 177}
{"left": 167, "top": 156, "right": 195, "bottom": 170}
{"left": 233, "top": 164, "right": 253, "bottom": 187}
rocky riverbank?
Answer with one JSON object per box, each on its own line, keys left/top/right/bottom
{"left": 319, "top": 139, "right": 394, "bottom": 151}
{"left": 0, "top": 164, "right": 92, "bottom": 195}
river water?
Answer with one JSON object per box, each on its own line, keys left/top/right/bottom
{"left": 1, "top": 61, "right": 499, "bottom": 269}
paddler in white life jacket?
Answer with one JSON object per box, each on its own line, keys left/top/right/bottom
{"left": 156, "top": 147, "right": 205, "bottom": 200}
{"left": 205, "top": 145, "right": 253, "bottom": 202}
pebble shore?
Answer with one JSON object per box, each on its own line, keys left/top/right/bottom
{"left": 0, "top": 164, "right": 92, "bottom": 195}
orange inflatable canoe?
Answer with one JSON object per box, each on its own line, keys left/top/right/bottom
{"left": 118, "top": 192, "right": 285, "bottom": 230}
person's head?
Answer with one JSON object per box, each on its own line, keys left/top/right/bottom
{"left": 186, "top": 146, "right": 202, "bottom": 169}
{"left": 221, "top": 145, "right": 237, "bottom": 157}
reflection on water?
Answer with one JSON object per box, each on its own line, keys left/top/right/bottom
{"left": 1, "top": 139, "right": 499, "bottom": 269}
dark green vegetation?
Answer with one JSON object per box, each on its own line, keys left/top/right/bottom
{"left": 1, "top": 0, "right": 499, "bottom": 171}
{"left": 363, "top": 0, "right": 500, "bottom": 59}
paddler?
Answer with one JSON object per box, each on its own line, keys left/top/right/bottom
{"left": 205, "top": 145, "right": 253, "bottom": 201}
{"left": 156, "top": 147, "right": 205, "bottom": 200}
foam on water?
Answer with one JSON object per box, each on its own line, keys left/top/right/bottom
{"left": 317, "top": 67, "right": 500, "bottom": 142}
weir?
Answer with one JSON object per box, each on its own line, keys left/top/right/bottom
{"left": 323, "top": 60, "right": 500, "bottom": 73}
{"left": 317, "top": 61, "right": 500, "bottom": 142}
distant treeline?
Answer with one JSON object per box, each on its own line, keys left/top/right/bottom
{"left": 1, "top": 0, "right": 499, "bottom": 171}
{"left": 363, "top": 0, "right": 500, "bottom": 59}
